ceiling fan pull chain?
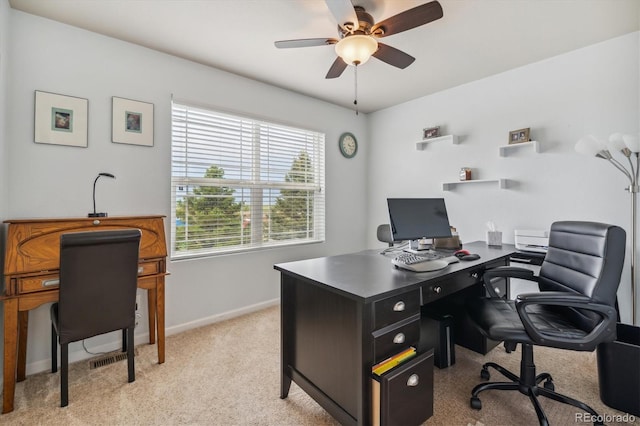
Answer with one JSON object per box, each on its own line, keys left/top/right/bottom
{"left": 354, "top": 64, "right": 359, "bottom": 115}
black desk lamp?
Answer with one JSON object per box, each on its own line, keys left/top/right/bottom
{"left": 88, "top": 173, "right": 115, "bottom": 218}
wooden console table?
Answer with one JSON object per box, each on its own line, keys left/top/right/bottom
{"left": 1, "top": 215, "right": 168, "bottom": 413}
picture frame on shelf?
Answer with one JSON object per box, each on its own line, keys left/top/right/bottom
{"left": 509, "top": 127, "right": 530, "bottom": 144}
{"left": 34, "top": 90, "right": 88, "bottom": 148}
{"left": 423, "top": 126, "right": 440, "bottom": 139}
{"left": 112, "top": 96, "right": 154, "bottom": 147}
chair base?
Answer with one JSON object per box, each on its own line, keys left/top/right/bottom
{"left": 470, "top": 343, "right": 604, "bottom": 426}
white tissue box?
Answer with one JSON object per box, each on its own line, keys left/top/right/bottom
{"left": 487, "top": 231, "right": 502, "bottom": 247}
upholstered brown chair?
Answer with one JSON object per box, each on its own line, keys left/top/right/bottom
{"left": 467, "top": 221, "right": 625, "bottom": 426}
{"left": 51, "top": 229, "right": 141, "bottom": 407}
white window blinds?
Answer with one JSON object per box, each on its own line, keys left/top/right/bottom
{"left": 171, "top": 102, "right": 325, "bottom": 259}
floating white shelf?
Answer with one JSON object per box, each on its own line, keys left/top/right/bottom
{"left": 499, "top": 140, "right": 539, "bottom": 157}
{"left": 416, "top": 134, "right": 458, "bottom": 150}
{"left": 442, "top": 178, "right": 508, "bottom": 191}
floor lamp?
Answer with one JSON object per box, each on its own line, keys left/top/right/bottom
{"left": 575, "top": 133, "right": 639, "bottom": 326}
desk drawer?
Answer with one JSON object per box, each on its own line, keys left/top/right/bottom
{"left": 422, "top": 266, "right": 486, "bottom": 303}
{"left": 373, "top": 289, "right": 420, "bottom": 330}
{"left": 373, "top": 315, "right": 420, "bottom": 364}
{"left": 18, "top": 274, "right": 60, "bottom": 293}
{"left": 137, "top": 260, "right": 160, "bottom": 276}
{"left": 372, "top": 349, "right": 434, "bottom": 426}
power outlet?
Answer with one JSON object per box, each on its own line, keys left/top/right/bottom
{"left": 135, "top": 294, "right": 142, "bottom": 327}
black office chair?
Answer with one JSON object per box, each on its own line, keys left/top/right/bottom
{"left": 467, "top": 221, "right": 625, "bottom": 426}
{"left": 51, "top": 229, "right": 141, "bottom": 407}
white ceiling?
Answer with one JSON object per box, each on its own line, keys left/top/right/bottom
{"left": 9, "top": 0, "right": 640, "bottom": 113}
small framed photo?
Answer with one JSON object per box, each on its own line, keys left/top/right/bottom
{"left": 34, "top": 90, "right": 88, "bottom": 147}
{"left": 423, "top": 126, "right": 440, "bottom": 139}
{"left": 509, "top": 128, "right": 530, "bottom": 144}
{"left": 112, "top": 96, "right": 154, "bottom": 146}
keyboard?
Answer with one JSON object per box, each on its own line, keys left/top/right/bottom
{"left": 392, "top": 252, "right": 459, "bottom": 272}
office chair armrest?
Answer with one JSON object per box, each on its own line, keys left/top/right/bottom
{"left": 483, "top": 266, "right": 537, "bottom": 282}
{"left": 515, "top": 292, "right": 618, "bottom": 351}
{"left": 481, "top": 266, "right": 537, "bottom": 298}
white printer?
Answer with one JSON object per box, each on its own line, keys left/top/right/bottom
{"left": 514, "top": 229, "right": 549, "bottom": 254}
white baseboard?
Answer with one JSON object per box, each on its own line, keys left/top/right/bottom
{"left": 12, "top": 298, "right": 280, "bottom": 380}
{"left": 165, "top": 298, "right": 280, "bottom": 336}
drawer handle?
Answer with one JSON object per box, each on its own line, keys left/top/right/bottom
{"left": 93, "top": 219, "right": 101, "bottom": 225}
{"left": 433, "top": 286, "right": 442, "bottom": 294}
{"left": 407, "top": 374, "right": 419, "bottom": 387}
{"left": 42, "top": 279, "right": 59, "bottom": 287}
{"left": 393, "top": 333, "right": 405, "bottom": 344}
{"left": 393, "top": 301, "right": 405, "bottom": 312}
{"left": 138, "top": 266, "right": 144, "bottom": 274}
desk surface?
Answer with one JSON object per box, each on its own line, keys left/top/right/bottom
{"left": 275, "top": 241, "right": 516, "bottom": 302}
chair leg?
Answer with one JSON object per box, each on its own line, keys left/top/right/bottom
{"left": 51, "top": 324, "right": 58, "bottom": 373}
{"left": 470, "top": 343, "right": 605, "bottom": 426}
{"left": 122, "top": 329, "right": 127, "bottom": 352}
{"left": 482, "top": 362, "right": 519, "bottom": 382}
{"left": 61, "top": 343, "right": 68, "bottom": 407}
{"left": 127, "top": 326, "right": 135, "bottom": 383}
{"left": 527, "top": 388, "right": 550, "bottom": 426}
{"left": 538, "top": 387, "right": 602, "bottom": 420}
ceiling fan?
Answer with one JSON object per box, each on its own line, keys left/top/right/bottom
{"left": 274, "top": 0, "right": 444, "bottom": 79}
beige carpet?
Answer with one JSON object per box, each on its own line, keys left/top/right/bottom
{"left": 2, "top": 305, "right": 637, "bottom": 425}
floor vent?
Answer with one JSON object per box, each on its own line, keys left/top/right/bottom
{"left": 89, "top": 349, "right": 138, "bottom": 370}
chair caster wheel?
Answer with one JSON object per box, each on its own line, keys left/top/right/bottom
{"left": 470, "top": 396, "right": 482, "bottom": 410}
{"left": 543, "top": 379, "right": 554, "bottom": 391}
{"left": 480, "top": 368, "right": 490, "bottom": 380}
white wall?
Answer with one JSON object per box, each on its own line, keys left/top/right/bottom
{"left": 0, "top": 1, "right": 8, "bottom": 233}
{"left": 4, "top": 9, "right": 368, "bottom": 373}
{"left": 0, "top": 0, "right": 9, "bottom": 349}
{"left": 367, "top": 32, "right": 640, "bottom": 324}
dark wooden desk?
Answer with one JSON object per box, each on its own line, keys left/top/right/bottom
{"left": 1, "top": 216, "right": 168, "bottom": 414}
{"left": 275, "top": 242, "right": 516, "bottom": 426}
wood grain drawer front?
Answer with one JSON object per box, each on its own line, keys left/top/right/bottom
{"left": 18, "top": 275, "right": 59, "bottom": 293}
{"left": 137, "top": 261, "right": 160, "bottom": 276}
{"left": 372, "top": 315, "right": 420, "bottom": 364}
{"left": 372, "top": 349, "right": 434, "bottom": 426}
{"left": 373, "top": 289, "right": 421, "bottom": 330}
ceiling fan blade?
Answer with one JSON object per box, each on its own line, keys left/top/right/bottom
{"left": 372, "top": 43, "right": 415, "bottom": 69}
{"left": 275, "top": 38, "right": 338, "bottom": 49}
{"left": 325, "top": 0, "right": 359, "bottom": 33}
{"left": 372, "top": 1, "right": 443, "bottom": 37}
{"left": 325, "top": 57, "right": 348, "bottom": 79}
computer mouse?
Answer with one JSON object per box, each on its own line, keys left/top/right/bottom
{"left": 454, "top": 249, "right": 470, "bottom": 256}
{"left": 459, "top": 253, "right": 480, "bottom": 261}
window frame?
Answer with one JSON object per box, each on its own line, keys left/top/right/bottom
{"left": 170, "top": 101, "right": 325, "bottom": 260}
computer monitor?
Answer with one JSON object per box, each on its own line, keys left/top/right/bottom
{"left": 387, "top": 198, "right": 452, "bottom": 244}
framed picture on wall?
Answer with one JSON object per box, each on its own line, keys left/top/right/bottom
{"left": 34, "top": 90, "right": 88, "bottom": 147}
{"left": 509, "top": 127, "right": 530, "bottom": 144}
{"left": 112, "top": 96, "right": 154, "bottom": 147}
{"left": 423, "top": 126, "right": 440, "bottom": 139}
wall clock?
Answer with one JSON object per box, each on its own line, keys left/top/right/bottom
{"left": 339, "top": 132, "right": 358, "bottom": 158}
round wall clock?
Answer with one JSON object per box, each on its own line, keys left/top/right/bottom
{"left": 339, "top": 132, "right": 358, "bottom": 158}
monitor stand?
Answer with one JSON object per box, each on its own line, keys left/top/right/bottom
{"left": 405, "top": 239, "right": 434, "bottom": 254}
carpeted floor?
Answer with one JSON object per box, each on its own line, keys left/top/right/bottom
{"left": 2, "top": 305, "right": 637, "bottom": 425}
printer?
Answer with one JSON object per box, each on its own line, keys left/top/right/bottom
{"left": 514, "top": 229, "right": 549, "bottom": 254}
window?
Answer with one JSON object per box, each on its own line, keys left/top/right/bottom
{"left": 171, "top": 102, "right": 325, "bottom": 259}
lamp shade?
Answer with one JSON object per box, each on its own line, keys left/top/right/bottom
{"left": 608, "top": 133, "right": 627, "bottom": 151}
{"left": 335, "top": 35, "right": 378, "bottom": 65}
{"left": 623, "top": 134, "right": 640, "bottom": 153}
{"left": 575, "top": 135, "right": 603, "bottom": 157}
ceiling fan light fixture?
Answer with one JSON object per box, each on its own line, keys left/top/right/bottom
{"left": 335, "top": 35, "right": 378, "bottom": 65}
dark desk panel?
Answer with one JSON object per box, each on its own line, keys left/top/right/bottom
{"left": 276, "top": 242, "right": 517, "bottom": 425}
